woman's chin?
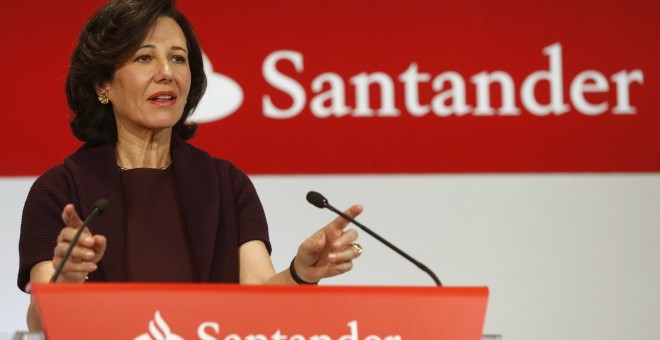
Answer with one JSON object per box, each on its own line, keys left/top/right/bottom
{"left": 141, "top": 117, "right": 182, "bottom": 132}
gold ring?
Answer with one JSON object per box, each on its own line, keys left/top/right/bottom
{"left": 352, "top": 243, "right": 363, "bottom": 255}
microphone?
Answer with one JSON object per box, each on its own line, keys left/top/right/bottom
{"left": 50, "top": 199, "right": 110, "bottom": 283}
{"left": 306, "top": 191, "right": 442, "bottom": 286}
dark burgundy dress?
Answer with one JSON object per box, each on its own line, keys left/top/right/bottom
{"left": 18, "top": 135, "right": 271, "bottom": 291}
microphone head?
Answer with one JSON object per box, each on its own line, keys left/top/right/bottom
{"left": 93, "top": 199, "right": 110, "bottom": 213}
{"left": 306, "top": 191, "right": 328, "bottom": 209}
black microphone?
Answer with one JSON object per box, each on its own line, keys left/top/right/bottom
{"left": 50, "top": 199, "right": 110, "bottom": 283}
{"left": 306, "top": 191, "right": 442, "bottom": 286}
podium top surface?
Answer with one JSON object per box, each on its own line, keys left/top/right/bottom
{"left": 33, "top": 283, "right": 489, "bottom": 340}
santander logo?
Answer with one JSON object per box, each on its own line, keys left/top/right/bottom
{"left": 134, "top": 312, "right": 400, "bottom": 340}
{"left": 191, "top": 52, "right": 244, "bottom": 123}
{"left": 262, "top": 43, "right": 644, "bottom": 119}
{"left": 134, "top": 311, "right": 184, "bottom": 340}
{"left": 195, "top": 42, "right": 644, "bottom": 123}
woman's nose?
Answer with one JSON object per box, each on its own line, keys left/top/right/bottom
{"left": 155, "top": 60, "right": 174, "bottom": 82}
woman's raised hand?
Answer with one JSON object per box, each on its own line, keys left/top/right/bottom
{"left": 292, "top": 204, "right": 364, "bottom": 283}
{"left": 52, "top": 204, "right": 107, "bottom": 282}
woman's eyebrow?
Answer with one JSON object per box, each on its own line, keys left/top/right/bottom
{"left": 136, "top": 44, "right": 188, "bottom": 54}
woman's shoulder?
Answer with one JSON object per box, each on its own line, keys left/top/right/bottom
{"left": 24, "top": 164, "right": 77, "bottom": 219}
{"left": 28, "top": 142, "right": 111, "bottom": 204}
{"left": 30, "top": 164, "right": 73, "bottom": 192}
{"left": 32, "top": 143, "right": 112, "bottom": 190}
{"left": 212, "top": 157, "right": 252, "bottom": 184}
{"left": 175, "top": 138, "right": 246, "bottom": 175}
{"left": 212, "top": 156, "right": 240, "bottom": 171}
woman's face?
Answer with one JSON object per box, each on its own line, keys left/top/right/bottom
{"left": 104, "top": 16, "right": 191, "bottom": 136}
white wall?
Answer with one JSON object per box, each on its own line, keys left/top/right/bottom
{"left": 0, "top": 178, "right": 32, "bottom": 337}
{"left": 2, "top": 174, "right": 660, "bottom": 339}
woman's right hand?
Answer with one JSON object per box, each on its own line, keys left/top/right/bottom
{"left": 52, "top": 204, "right": 107, "bottom": 282}
{"left": 26, "top": 203, "right": 108, "bottom": 331}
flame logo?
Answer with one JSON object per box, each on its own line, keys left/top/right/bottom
{"left": 190, "top": 52, "right": 244, "bottom": 123}
{"left": 134, "top": 310, "right": 184, "bottom": 340}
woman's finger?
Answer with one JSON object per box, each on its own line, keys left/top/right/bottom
{"left": 328, "top": 259, "right": 354, "bottom": 274}
{"left": 52, "top": 255, "right": 98, "bottom": 274}
{"left": 326, "top": 205, "right": 363, "bottom": 232}
{"left": 328, "top": 241, "right": 363, "bottom": 263}
{"left": 57, "top": 227, "right": 94, "bottom": 246}
{"left": 91, "top": 235, "right": 107, "bottom": 263}
{"left": 61, "top": 204, "right": 84, "bottom": 230}
{"left": 53, "top": 242, "right": 96, "bottom": 262}
{"left": 330, "top": 228, "right": 358, "bottom": 250}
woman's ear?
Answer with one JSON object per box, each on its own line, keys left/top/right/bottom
{"left": 95, "top": 81, "right": 110, "bottom": 97}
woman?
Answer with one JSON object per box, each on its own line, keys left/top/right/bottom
{"left": 18, "top": 0, "right": 362, "bottom": 331}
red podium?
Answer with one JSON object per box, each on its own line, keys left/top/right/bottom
{"left": 32, "top": 284, "right": 488, "bottom": 340}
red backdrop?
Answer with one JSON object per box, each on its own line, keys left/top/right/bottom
{"left": 1, "top": 0, "right": 658, "bottom": 175}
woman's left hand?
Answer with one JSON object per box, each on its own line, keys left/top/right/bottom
{"left": 292, "top": 204, "right": 363, "bottom": 283}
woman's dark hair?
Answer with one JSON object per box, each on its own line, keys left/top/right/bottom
{"left": 66, "top": 0, "right": 207, "bottom": 144}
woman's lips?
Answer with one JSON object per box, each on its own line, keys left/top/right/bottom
{"left": 148, "top": 92, "right": 177, "bottom": 106}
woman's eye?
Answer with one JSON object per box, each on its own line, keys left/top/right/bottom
{"left": 135, "top": 55, "right": 152, "bottom": 63}
{"left": 172, "top": 55, "right": 187, "bottom": 64}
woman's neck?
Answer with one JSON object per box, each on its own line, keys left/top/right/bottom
{"left": 115, "top": 127, "right": 173, "bottom": 170}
